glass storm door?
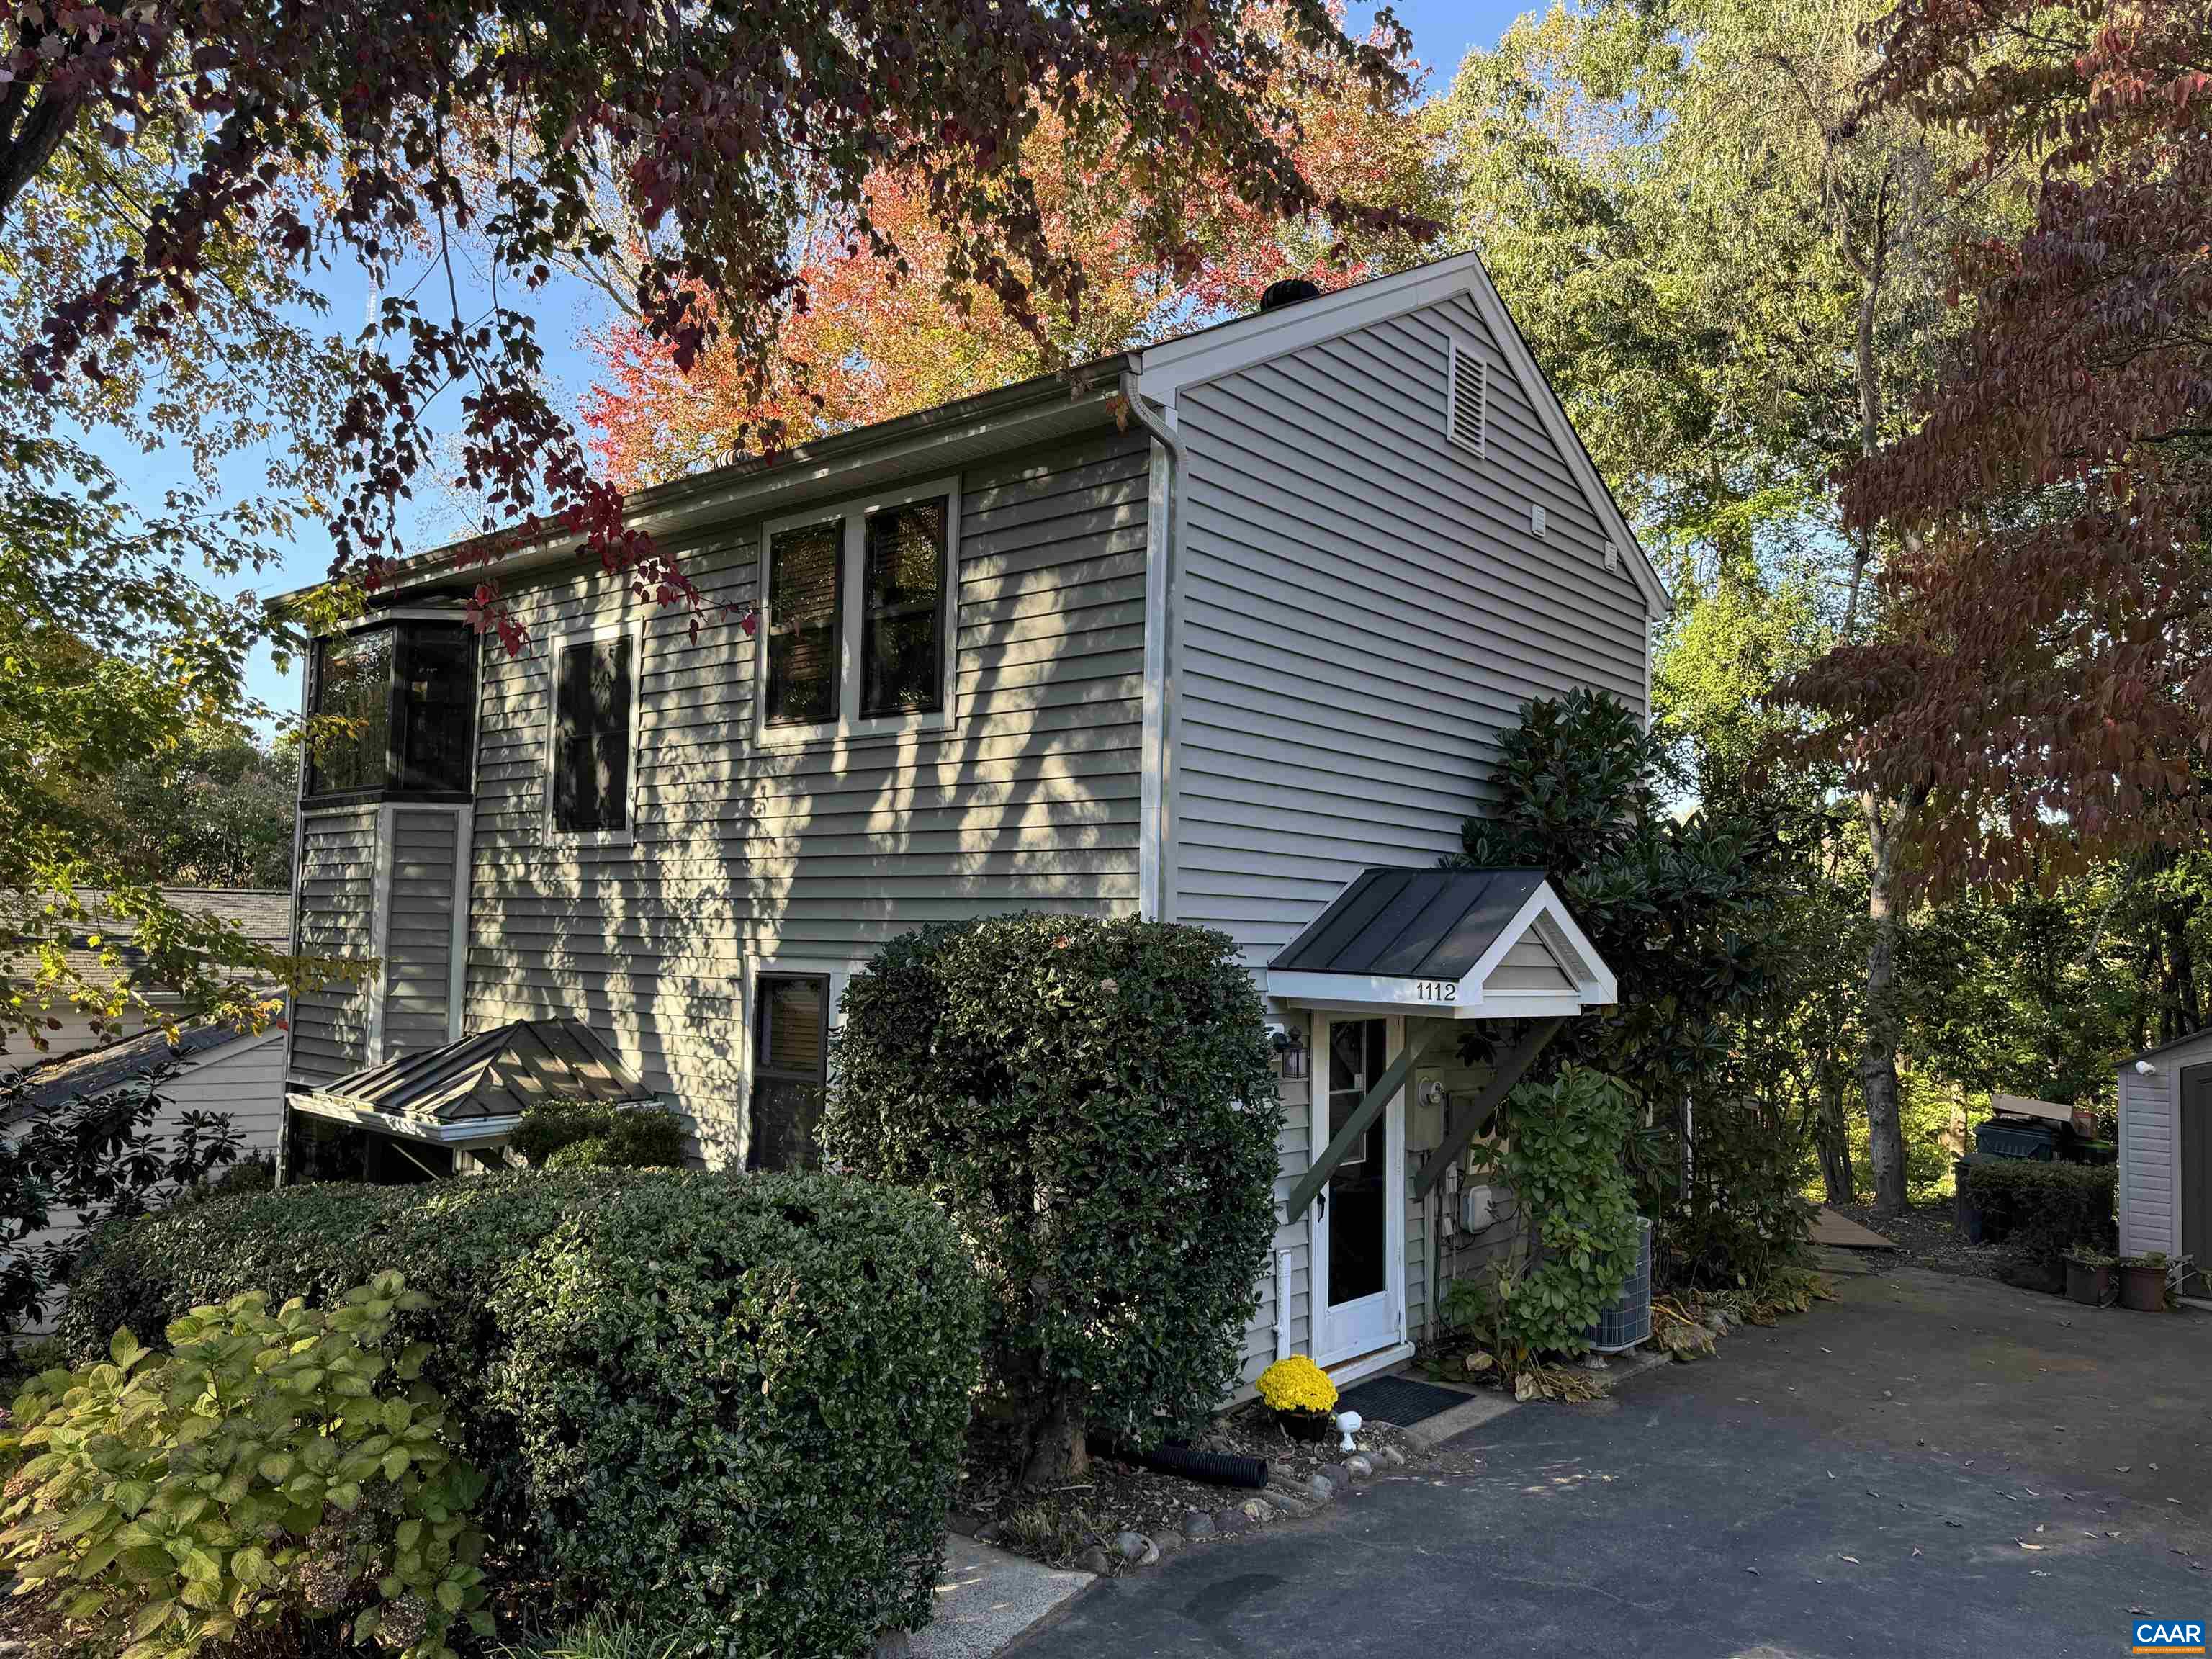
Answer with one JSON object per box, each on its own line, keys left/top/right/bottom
{"left": 1312, "top": 1013, "right": 1403, "bottom": 1364}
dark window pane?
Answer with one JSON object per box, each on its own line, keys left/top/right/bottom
{"left": 767, "top": 520, "right": 842, "bottom": 726}
{"left": 395, "top": 625, "right": 475, "bottom": 792}
{"left": 860, "top": 498, "right": 947, "bottom": 718}
{"left": 750, "top": 974, "right": 829, "bottom": 1171}
{"left": 307, "top": 629, "right": 393, "bottom": 796}
{"left": 552, "top": 634, "right": 634, "bottom": 833}
{"left": 1326, "top": 1018, "right": 1388, "bottom": 1308}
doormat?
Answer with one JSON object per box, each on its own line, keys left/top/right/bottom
{"left": 1331, "top": 1373, "right": 1470, "bottom": 1428}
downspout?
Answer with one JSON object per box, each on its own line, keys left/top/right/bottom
{"left": 1120, "top": 371, "right": 1182, "bottom": 924}
{"left": 279, "top": 644, "right": 313, "bottom": 1188}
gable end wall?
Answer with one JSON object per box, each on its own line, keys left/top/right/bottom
{"left": 1170, "top": 289, "right": 1652, "bottom": 968}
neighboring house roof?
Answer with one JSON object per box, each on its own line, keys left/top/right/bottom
{"left": 296, "top": 1017, "right": 654, "bottom": 1127}
{"left": 333, "top": 250, "right": 1668, "bottom": 616}
{"left": 4, "top": 1021, "right": 269, "bottom": 1118}
{"left": 4, "top": 889, "right": 294, "bottom": 1005}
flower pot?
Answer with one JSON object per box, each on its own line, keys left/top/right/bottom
{"left": 2064, "top": 1259, "right": 2112, "bottom": 1307}
{"left": 1275, "top": 1407, "right": 1333, "bottom": 1443}
{"left": 2119, "top": 1260, "right": 2168, "bottom": 1313}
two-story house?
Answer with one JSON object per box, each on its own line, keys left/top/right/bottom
{"left": 281, "top": 251, "right": 1665, "bottom": 1388}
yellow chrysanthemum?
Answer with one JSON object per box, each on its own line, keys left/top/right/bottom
{"left": 1256, "top": 1354, "right": 1338, "bottom": 1415}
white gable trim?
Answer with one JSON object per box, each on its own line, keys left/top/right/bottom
{"left": 1265, "top": 878, "right": 1617, "bottom": 1020}
{"left": 1130, "top": 250, "right": 1672, "bottom": 618}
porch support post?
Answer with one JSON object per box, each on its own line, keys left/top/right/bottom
{"left": 1283, "top": 1019, "right": 1447, "bottom": 1224}
{"left": 1410, "top": 1015, "right": 1567, "bottom": 1201}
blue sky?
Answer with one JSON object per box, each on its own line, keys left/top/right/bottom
{"left": 119, "top": 1, "right": 1531, "bottom": 722}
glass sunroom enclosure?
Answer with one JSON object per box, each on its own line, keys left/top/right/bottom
{"left": 304, "top": 616, "right": 477, "bottom": 802}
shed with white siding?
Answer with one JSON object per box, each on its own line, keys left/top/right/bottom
{"left": 2119, "top": 1028, "right": 2212, "bottom": 1296}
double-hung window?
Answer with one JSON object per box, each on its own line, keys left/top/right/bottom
{"left": 749, "top": 971, "right": 830, "bottom": 1171}
{"left": 758, "top": 480, "right": 956, "bottom": 742}
{"left": 547, "top": 623, "right": 640, "bottom": 841}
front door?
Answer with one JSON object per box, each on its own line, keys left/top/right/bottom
{"left": 1311, "top": 1012, "right": 1403, "bottom": 1365}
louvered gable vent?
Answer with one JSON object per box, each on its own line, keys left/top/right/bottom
{"left": 1446, "top": 341, "right": 1486, "bottom": 458}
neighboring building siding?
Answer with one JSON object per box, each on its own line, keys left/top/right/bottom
{"left": 1172, "top": 291, "right": 1651, "bottom": 968}
{"left": 2121, "top": 1058, "right": 2180, "bottom": 1256}
{"left": 160, "top": 1031, "right": 289, "bottom": 1154}
{"left": 381, "top": 809, "right": 460, "bottom": 1057}
{"left": 460, "top": 427, "right": 1150, "bottom": 1164}
{"left": 14, "top": 1031, "right": 284, "bottom": 1334}
{"left": 292, "top": 808, "right": 380, "bottom": 1084}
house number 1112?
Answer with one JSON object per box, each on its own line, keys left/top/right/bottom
{"left": 1414, "top": 980, "right": 1457, "bottom": 1003}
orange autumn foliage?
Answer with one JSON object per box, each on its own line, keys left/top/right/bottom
{"left": 581, "top": 6, "right": 1439, "bottom": 489}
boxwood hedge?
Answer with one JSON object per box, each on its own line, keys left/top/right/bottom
{"left": 60, "top": 1169, "right": 983, "bottom": 1658}
{"left": 822, "top": 914, "right": 1282, "bottom": 1486}
{"left": 1958, "top": 1157, "right": 2117, "bottom": 1274}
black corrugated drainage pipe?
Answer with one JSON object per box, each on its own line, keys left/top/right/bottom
{"left": 1097, "top": 1438, "right": 1269, "bottom": 1489}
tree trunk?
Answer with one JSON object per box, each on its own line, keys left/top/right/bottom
{"left": 1861, "top": 789, "right": 1910, "bottom": 1214}
{"left": 1817, "top": 1074, "right": 1856, "bottom": 1205}
{"left": 1020, "top": 1392, "right": 1088, "bottom": 1490}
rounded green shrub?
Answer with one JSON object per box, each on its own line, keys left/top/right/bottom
{"left": 511, "top": 1100, "right": 686, "bottom": 1169}
{"left": 1959, "top": 1158, "right": 2116, "bottom": 1274}
{"left": 539, "top": 1136, "right": 610, "bottom": 1172}
{"left": 822, "top": 913, "right": 1282, "bottom": 1485}
{"left": 60, "top": 1171, "right": 983, "bottom": 1657}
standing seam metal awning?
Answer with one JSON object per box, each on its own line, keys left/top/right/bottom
{"left": 1266, "top": 867, "right": 1616, "bottom": 1019}
{"left": 287, "top": 1017, "right": 656, "bottom": 1146}
{"left": 1269, "top": 868, "right": 1618, "bottom": 1222}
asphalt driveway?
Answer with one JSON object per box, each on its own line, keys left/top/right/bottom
{"left": 1012, "top": 1263, "right": 2210, "bottom": 1658}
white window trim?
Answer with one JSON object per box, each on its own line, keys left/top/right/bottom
{"left": 743, "top": 955, "right": 858, "bottom": 1163}
{"left": 543, "top": 616, "right": 645, "bottom": 849}
{"left": 743, "top": 957, "right": 855, "bottom": 1087}
{"left": 755, "top": 475, "right": 961, "bottom": 750}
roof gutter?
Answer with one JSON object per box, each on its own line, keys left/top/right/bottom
{"left": 341, "top": 359, "right": 1133, "bottom": 606}
{"left": 287, "top": 1092, "right": 524, "bottom": 1147}
{"left": 1119, "top": 368, "right": 1181, "bottom": 925}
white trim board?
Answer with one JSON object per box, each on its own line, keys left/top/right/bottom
{"left": 287, "top": 1093, "right": 523, "bottom": 1148}
{"left": 1130, "top": 249, "right": 1671, "bottom": 618}
{"left": 1267, "top": 880, "right": 1618, "bottom": 1019}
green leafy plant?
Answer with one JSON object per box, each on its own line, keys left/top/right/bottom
{"left": 1451, "top": 1067, "right": 1641, "bottom": 1369}
{"left": 510, "top": 1101, "right": 685, "bottom": 1170}
{"left": 0, "top": 1065, "right": 242, "bottom": 1340}
{"left": 0, "top": 1271, "right": 487, "bottom": 1659}
{"left": 822, "top": 913, "right": 1283, "bottom": 1487}
{"left": 1455, "top": 688, "right": 1821, "bottom": 1289}
{"left": 59, "top": 1171, "right": 981, "bottom": 1658}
